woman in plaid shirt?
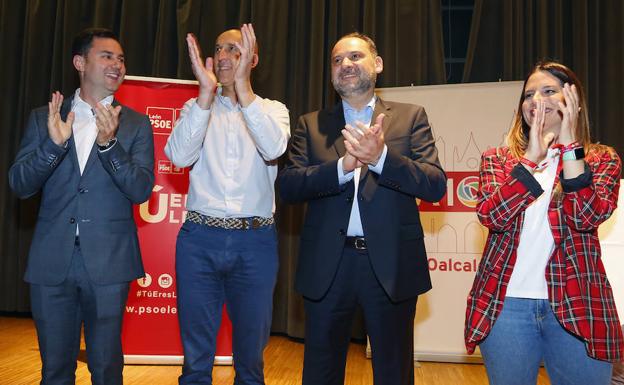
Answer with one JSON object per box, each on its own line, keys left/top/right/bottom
{"left": 464, "top": 61, "right": 623, "bottom": 385}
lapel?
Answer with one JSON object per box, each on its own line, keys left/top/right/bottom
{"left": 359, "top": 97, "right": 393, "bottom": 188}
{"left": 372, "top": 97, "right": 393, "bottom": 139}
{"left": 327, "top": 102, "right": 347, "bottom": 157}
{"left": 60, "top": 95, "right": 80, "bottom": 176}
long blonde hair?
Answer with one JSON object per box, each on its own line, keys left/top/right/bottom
{"left": 507, "top": 61, "right": 592, "bottom": 158}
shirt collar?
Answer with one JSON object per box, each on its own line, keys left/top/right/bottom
{"left": 215, "top": 86, "right": 239, "bottom": 111}
{"left": 71, "top": 89, "right": 114, "bottom": 113}
{"left": 342, "top": 95, "right": 377, "bottom": 114}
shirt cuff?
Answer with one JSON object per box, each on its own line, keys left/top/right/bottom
{"left": 368, "top": 145, "right": 388, "bottom": 174}
{"left": 560, "top": 163, "right": 593, "bottom": 192}
{"left": 337, "top": 157, "right": 355, "bottom": 185}
{"left": 190, "top": 99, "right": 211, "bottom": 121}
{"left": 510, "top": 164, "right": 543, "bottom": 197}
{"left": 240, "top": 95, "right": 262, "bottom": 120}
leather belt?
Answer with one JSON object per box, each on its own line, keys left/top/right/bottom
{"left": 345, "top": 236, "right": 367, "bottom": 250}
{"left": 186, "top": 211, "right": 274, "bottom": 230}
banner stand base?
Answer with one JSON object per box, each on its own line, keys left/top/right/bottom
{"left": 124, "top": 355, "right": 233, "bottom": 365}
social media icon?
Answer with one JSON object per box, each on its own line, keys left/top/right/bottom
{"left": 137, "top": 273, "right": 152, "bottom": 288}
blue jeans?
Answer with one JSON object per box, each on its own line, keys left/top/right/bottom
{"left": 176, "top": 221, "right": 278, "bottom": 385}
{"left": 479, "top": 297, "right": 613, "bottom": 385}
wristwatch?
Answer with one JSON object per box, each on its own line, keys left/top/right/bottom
{"left": 562, "top": 147, "right": 585, "bottom": 161}
{"left": 97, "top": 137, "right": 117, "bottom": 151}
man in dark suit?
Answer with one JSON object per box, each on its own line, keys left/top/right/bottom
{"left": 278, "top": 33, "right": 446, "bottom": 385}
{"left": 8, "top": 28, "right": 154, "bottom": 385}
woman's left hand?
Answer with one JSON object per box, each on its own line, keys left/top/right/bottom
{"left": 558, "top": 83, "right": 580, "bottom": 145}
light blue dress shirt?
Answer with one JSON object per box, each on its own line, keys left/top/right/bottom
{"left": 336, "top": 96, "right": 388, "bottom": 236}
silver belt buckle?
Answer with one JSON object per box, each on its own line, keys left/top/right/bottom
{"left": 354, "top": 237, "right": 366, "bottom": 250}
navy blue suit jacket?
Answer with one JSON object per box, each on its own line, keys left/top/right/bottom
{"left": 278, "top": 98, "right": 446, "bottom": 302}
{"left": 9, "top": 94, "right": 155, "bottom": 285}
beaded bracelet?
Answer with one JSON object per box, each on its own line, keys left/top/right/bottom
{"left": 519, "top": 157, "right": 538, "bottom": 169}
{"left": 561, "top": 141, "right": 581, "bottom": 152}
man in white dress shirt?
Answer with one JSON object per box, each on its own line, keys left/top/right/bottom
{"left": 164, "top": 24, "right": 289, "bottom": 385}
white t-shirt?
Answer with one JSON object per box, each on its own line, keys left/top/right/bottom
{"left": 506, "top": 147, "right": 560, "bottom": 299}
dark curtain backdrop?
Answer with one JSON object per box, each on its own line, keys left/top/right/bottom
{"left": 463, "top": 0, "right": 624, "bottom": 157}
{"left": 0, "top": 0, "right": 446, "bottom": 339}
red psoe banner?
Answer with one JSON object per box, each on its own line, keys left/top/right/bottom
{"left": 116, "top": 76, "right": 233, "bottom": 364}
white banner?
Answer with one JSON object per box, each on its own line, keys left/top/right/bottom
{"left": 377, "top": 81, "right": 522, "bottom": 362}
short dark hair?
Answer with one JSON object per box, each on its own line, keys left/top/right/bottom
{"left": 337, "top": 32, "right": 378, "bottom": 56}
{"left": 71, "top": 28, "right": 120, "bottom": 57}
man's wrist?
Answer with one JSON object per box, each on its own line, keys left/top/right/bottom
{"left": 369, "top": 153, "right": 382, "bottom": 167}
{"left": 97, "top": 137, "right": 117, "bottom": 152}
{"left": 196, "top": 92, "right": 215, "bottom": 110}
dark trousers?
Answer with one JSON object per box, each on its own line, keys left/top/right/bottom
{"left": 30, "top": 242, "right": 130, "bottom": 385}
{"left": 175, "top": 222, "right": 278, "bottom": 385}
{"left": 302, "top": 246, "right": 417, "bottom": 385}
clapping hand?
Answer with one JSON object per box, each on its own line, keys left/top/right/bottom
{"left": 524, "top": 101, "right": 554, "bottom": 164}
{"left": 47, "top": 91, "right": 74, "bottom": 146}
{"left": 186, "top": 33, "right": 217, "bottom": 109}
{"left": 557, "top": 83, "right": 580, "bottom": 146}
{"left": 95, "top": 103, "right": 122, "bottom": 146}
{"left": 232, "top": 23, "right": 258, "bottom": 106}
{"left": 342, "top": 113, "right": 386, "bottom": 167}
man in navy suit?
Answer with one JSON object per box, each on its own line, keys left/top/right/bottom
{"left": 9, "top": 28, "right": 154, "bottom": 385}
{"left": 278, "top": 33, "right": 446, "bottom": 385}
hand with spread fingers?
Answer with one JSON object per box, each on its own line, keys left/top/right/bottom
{"left": 47, "top": 91, "right": 74, "bottom": 146}
{"left": 523, "top": 101, "right": 554, "bottom": 164}
{"left": 233, "top": 23, "right": 257, "bottom": 106}
{"left": 557, "top": 83, "right": 580, "bottom": 146}
{"left": 233, "top": 24, "right": 256, "bottom": 86}
{"left": 95, "top": 103, "right": 122, "bottom": 146}
{"left": 341, "top": 113, "right": 386, "bottom": 166}
{"left": 186, "top": 33, "right": 218, "bottom": 109}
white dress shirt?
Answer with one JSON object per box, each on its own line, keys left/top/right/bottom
{"left": 164, "top": 89, "right": 290, "bottom": 218}
{"left": 71, "top": 89, "right": 113, "bottom": 174}
{"left": 506, "top": 147, "right": 561, "bottom": 299}
{"left": 71, "top": 89, "right": 113, "bottom": 235}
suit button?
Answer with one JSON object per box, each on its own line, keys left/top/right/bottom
{"left": 70, "top": 218, "right": 76, "bottom": 224}
{"left": 338, "top": 229, "right": 346, "bottom": 236}
{"left": 346, "top": 196, "right": 353, "bottom": 202}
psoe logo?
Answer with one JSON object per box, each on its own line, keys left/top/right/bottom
{"left": 137, "top": 273, "right": 152, "bottom": 288}
{"left": 138, "top": 185, "right": 188, "bottom": 224}
{"left": 456, "top": 176, "right": 479, "bottom": 208}
{"left": 147, "top": 107, "right": 175, "bottom": 133}
{"left": 157, "top": 160, "right": 184, "bottom": 175}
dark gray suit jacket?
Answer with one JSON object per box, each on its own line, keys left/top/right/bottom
{"left": 9, "top": 94, "right": 155, "bottom": 285}
{"left": 278, "top": 98, "right": 446, "bottom": 302}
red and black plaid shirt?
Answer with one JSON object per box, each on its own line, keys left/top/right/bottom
{"left": 464, "top": 145, "right": 623, "bottom": 362}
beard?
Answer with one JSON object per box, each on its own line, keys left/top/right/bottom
{"left": 332, "top": 67, "right": 376, "bottom": 98}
